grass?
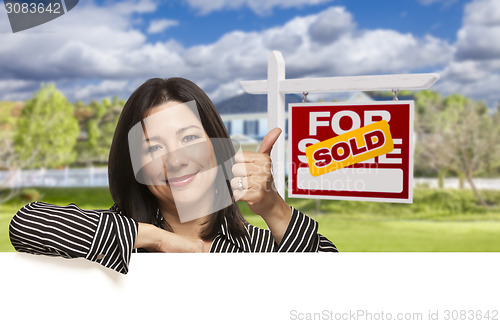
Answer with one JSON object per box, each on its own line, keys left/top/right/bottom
{"left": 1, "top": 187, "right": 500, "bottom": 252}
{"left": 245, "top": 216, "right": 500, "bottom": 251}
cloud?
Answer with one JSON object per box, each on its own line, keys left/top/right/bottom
{"left": 112, "top": 0, "right": 157, "bottom": 14}
{"left": 435, "top": 55, "right": 500, "bottom": 108}
{"left": 421, "top": 0, "right": 500, "bottom": 107}
{"left": 463, "top": 0, "right": 500, "bottom": 25}
{"left": 0, "top": 2, "right": 461, "bottom": 106}
{"left": 418, "top": 0, "right": 440, "bottom": 4}
{"left": 185, "top": 0, "right": 332, "bottom": 16}
{"left": 0, "top": 80, "right": 38, "bottom": 101}
{"left": 456, "top": 25, "right": 500, "bottom": 60}
{"left": 434, "top": 59, "right": 500, "bottom": 108}
{"left": 308, "top": 7, "right": 356, "bottom": 43}
{"left": 0, "top": 0, "right": 186, "bottom": 85}
{"left": 184, "top": 7, "right": 452, "bottom": 83}
{"left": 417, "top": 0, "right": 457, "bottom": 6}
{"left": 147, "top": 19, "right": 179, "bottom": 34}
{"left": 455, "top": 0, "right": 500, "bottom": 60}
{"left": 73, "top": 80, "right": 131, "bottom": 101}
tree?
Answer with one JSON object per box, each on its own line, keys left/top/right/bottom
{"left": 414, "top": 90, "right": 445, "bottom": 134}
{"left": 489, "top": 101, "right": 500, "bottom": 177}
{"left": 413, "top": 90, "right": 447, "bottom": 180}
{"left": 74, "top": 96, "right": 123, "bottom": 166}
{"left": 0, "top": 102, "right": 26, "bottom": 203}
{"left": 0, "top": 135, "right": 18, "bottom": 203}
{"left": 418, "top": 94, "right": 498, "bottom": 206}
{"left": 14, "top": 84, "right": 80, "bottom": 169}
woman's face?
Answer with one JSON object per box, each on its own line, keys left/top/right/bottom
{"left": 136, "top": 100, "right": 218, "bottom": 217}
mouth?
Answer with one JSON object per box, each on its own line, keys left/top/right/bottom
{"left": 165, "top": 172, "right": 198, "bottom": 188}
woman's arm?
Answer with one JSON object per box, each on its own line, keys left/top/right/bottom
{"left": 251, "top": 191, "right": 292, "bottom": 245}
{"left": 9, "top": 202, "right": 204, "bottom": 274}
{"left": 9, "top": 202, "right": 137, "bottom": 274}
{"left": 231, "top": 128, "right": 293, "bottom": 245}
{"left": 276, "top": 208, "right": 338, "bottom": 252}
{"left": 229, "top": 128, "right": 338, "bottom": 251}
{"left": 246, "top": 207, "right": 337, "bottom": 252}
{"left": 134, "top": 223, "right": 204, "bottom": 252}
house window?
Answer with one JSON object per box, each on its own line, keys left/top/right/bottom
{"left": 223, "top": 120, "right": 232, "bottom": 135}
{"left": 243, "top": 120, "right": 259, "bottom": 136}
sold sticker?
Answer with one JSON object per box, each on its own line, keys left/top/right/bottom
{"left": 305, "top": 120, "right": 394, "bottom": 177}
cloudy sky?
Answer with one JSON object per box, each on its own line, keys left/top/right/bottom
{"left": 1, "top": 0, "right": 499, "bottom": 109}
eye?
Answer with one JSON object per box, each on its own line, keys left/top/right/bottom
{"left": 182, "top": 134, "right": 200, "bottom": 143}
{"left": 145, "top": 144, "right": 163, "bottom": 154}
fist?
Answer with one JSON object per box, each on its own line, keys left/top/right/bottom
{"left": 231, "top": 128, "right": 282, "bottom": 216}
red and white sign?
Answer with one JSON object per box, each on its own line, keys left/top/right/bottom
{"left": 288, "top": 101, "right": 414, "bottom": 203}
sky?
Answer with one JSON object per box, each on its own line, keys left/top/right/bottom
{"left": 1, "top": 0, "right": 499, "bottom": 109}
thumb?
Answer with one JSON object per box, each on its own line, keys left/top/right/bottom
{"left": 257, "top": 127, "right": 282, "bottom": 155}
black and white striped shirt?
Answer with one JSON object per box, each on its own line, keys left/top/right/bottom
{"left": 9, "top": 202, "right": 338, "bottom": 274}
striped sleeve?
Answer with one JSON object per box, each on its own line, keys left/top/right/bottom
{"left": 86, "top": 212, "right": 138, "bottom": 274}
{"left": 247, "top": 225, "right": 276, "bottom": 252}
{"left": 317, "top": 234, "right": 338, "bottom": 252}
{"left": 9, "top": 202, "right": 138, "bottom": 274}
{"left": 277, "top": 208, "right": 338, "bottom": 252}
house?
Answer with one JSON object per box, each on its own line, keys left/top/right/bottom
{"left": 216, "top": 93, "right": 302, "bottom": 141}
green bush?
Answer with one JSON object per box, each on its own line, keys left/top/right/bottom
{"left": 19, "top": 188, "right": 41, "bottom": 201}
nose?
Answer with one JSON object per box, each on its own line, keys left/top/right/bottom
{"left": 162, "top": 146, "right": 189, "bottom": 172}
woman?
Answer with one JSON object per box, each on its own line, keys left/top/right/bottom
{"left": 9, "top": 78, "right": 337, "bottom": 274}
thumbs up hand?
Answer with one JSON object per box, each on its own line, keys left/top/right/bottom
{"left": 256, "top": 127, "right": 282, "bottom": 155}
{"left": 231, "top": 128, "right": 287, "bottom": 218}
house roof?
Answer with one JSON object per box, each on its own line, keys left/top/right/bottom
{"left": 215, "top": 93, "right": 302, "bottom": 114}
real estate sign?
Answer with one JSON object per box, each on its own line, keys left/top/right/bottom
{"left": 288, "top": 101, "right": 414, "bottom": 203}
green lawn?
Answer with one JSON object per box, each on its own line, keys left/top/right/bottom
{"left": 2, "top": 187, "right": 500, "bottom": 252}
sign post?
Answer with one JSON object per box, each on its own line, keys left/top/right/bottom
{"left": 240, "top": 51, "right": 439, "bottom": 200}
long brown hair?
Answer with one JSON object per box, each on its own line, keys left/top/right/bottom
{"left": 108, "top": 77, "right": 248, "bottom": 240}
